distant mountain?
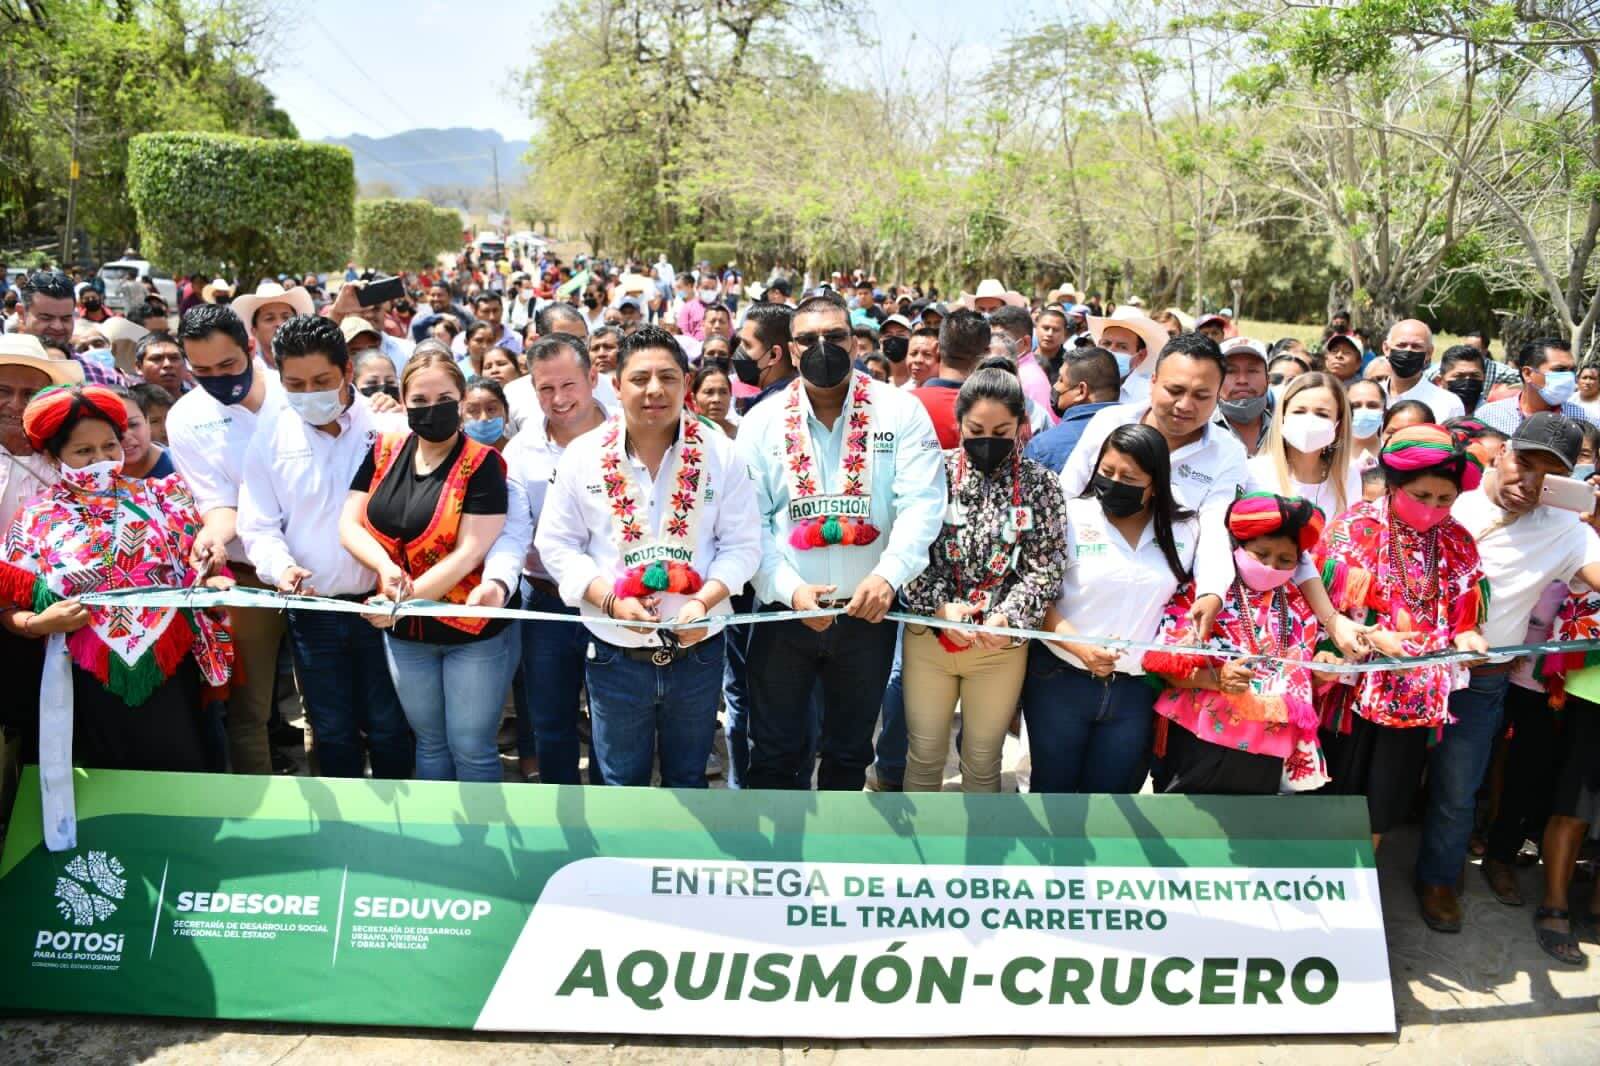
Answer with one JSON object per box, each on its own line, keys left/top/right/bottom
{"left": 322, "top": 128, "right": 531, "bottom": 201}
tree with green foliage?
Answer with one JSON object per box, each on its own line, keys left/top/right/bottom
{"left": 356, "top": 198, "right": 460, "bottom": 271}
{"left": 0, "top": 0, "right": 294, "bottom": 256}
{"left": 127, "top": 132, "right": 354, "bottom": 286}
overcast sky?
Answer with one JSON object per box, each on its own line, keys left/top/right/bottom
{"left": 260, "top": 0, "right": 1069, "bottom": 142}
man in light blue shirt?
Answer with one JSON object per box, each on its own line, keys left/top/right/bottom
{"left": 736, "top": 292, "right": 947, "bottom": 791}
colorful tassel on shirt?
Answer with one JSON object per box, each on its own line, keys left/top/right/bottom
{"left": 614, "top": 561, "right": 704, "bottom": 599}
{"left": 787, "top": 516, "right": 880, "bottom": 550}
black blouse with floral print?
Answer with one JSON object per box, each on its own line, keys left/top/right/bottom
{"left": 901, "top": 449, "right": 1068, "bottom": 629}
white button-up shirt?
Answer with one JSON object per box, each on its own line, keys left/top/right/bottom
{"left": 736, "top": 378, "right": 947, "bottom": 608}
{"left": 1391, "top": 376, "right": 1465, "bottom": 423}
{"left": 0, "top": 444, "right": 50, "bottom": 540}
{"left": 166, "top": 361, "right": 285, "bottom": 565}
{"left": 237, "top": 393, "right": 401, "bottom": 596}
{"left": 534, "top": 417, "right": 762, "bottom": 647}
{"left": 1048, "top": 496, "right": 1201, "bottom": 674}
{"left": 505, "top": 372, "right": 619, "bottom": 435}
{"left": 1059, "top": 402, "right": 1248, "bottom": 600}
{"left": 486, "top": 408, "right": 607, "bottom": 587}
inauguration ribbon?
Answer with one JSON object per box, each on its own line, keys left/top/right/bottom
{"left": 72, "top": 584, "right": 1570, "bottom": 676}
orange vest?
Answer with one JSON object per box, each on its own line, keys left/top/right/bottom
{"left": 360, "top": 432, "right": 503, "bottom": 636}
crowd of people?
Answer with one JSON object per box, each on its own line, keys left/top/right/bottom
{"left": 1, "top": 248, "right": 1599, "bottom": 968}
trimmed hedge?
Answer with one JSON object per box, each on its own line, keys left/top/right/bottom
{"left": 127, "top": 132, "right": 355, "bottom": 284}
{"left": 691, "top": 241, "right": 738, "bottom": 270}
{"left": 356, "top": 198, "right": 461, "bottom": 271}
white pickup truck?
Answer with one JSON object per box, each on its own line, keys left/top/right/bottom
{"left": 96, "top": 259, "right": 179, "bottom": 313}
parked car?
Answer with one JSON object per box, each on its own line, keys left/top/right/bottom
{"left": 96, "top": 259, "right": 179, "bottom": 313}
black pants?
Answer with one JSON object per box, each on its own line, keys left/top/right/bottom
{"left": 1320, "top": 714, "right": 1429, "bottom": 834}
{"left": 0, "top": 628, "right": 45, "bottom": 761}
{"left": 72, "top": 659, "right": 210, "bottom": 773}
{"left": 745, "top": 609, "right": 898, "bottom": 791}
{"left": 1161, "top": 722, "right": 1282, "bottom": 796}
{"left": 1487, "top": 685, "right": 1565, "bottom": 861}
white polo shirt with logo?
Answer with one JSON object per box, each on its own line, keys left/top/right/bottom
{"left": 1059, "top": 401, "right": 1249, "bottom": 600}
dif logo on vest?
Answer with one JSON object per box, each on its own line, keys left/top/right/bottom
{"left": 33, "top": 850, "right": 128, "bottom": 968}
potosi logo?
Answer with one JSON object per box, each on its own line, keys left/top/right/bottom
{"left": 54, "top": 851, "right": 126, "bottom": 927}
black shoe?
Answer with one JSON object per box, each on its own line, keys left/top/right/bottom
{"left": 269, "top": 720, "right": 305, "bottom": 749}
{"left": 269, "top": 748, "right": 297, "bottom": 775}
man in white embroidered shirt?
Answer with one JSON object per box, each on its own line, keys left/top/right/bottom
{"left": 736, "top": 291, "right": 947, "bottom": 791}
{"left": 536, "top": 325, "right": 760, "bottom": 788}
{"left": 238, "top": 316, "right": 412, "bottom": 781}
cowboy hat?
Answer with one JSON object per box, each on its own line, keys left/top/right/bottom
{"left": 338, "top": 315, "right": 383, "bottom": 345}
{"left": 959, "top": 278, "right": 1028, "bottom": 312}
{"left": 232, "top": 280, "right": 314, "bottom": 326}
{"left": 99, "top": 316, "right": 150, "bottom": 346}
{"left": 201, "top": 278, "right": 234, "bottom": 304}
{"left": 0, "top": 333, "right": 84, "bottom": 386}
{"left": 1087, "top": 307, "right": 1171, "bottom": 377}
{"left": 1163, "top": 307, "right": 1197, "bottom": 332}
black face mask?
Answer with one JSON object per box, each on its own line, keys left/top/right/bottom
{"left": 1387, "top": 348, "right": 1426, "bottom": 379}
{"left": 359, "top": 382, "right": 400, "bottom": 400}
{"left": 962, "top": 436, "right": 1014, "bottom": 476}
{"left": 197, "top": 360, "right": 255, "bottom": 406}
{"left": 1444, "top": 376, "right": 1484, "bottom": 412}
{"left": 407, "top": 399, "right": 461, "bottom": 442}
{"left": 1090, "top": 473, "right": 1147, "bottom": 518}
{"left": 731, "top": 350, "right": 763, "bottom": 387}
{"left": 881, "top": 335, "right": 909, "bottom": 364}
{"left": 800, "top": 340, "right": 853, "bottom": 389}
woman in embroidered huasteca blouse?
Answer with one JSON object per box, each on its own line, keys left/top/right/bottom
{"left": 1316, "top": 423, "right": 1490, "bottom": 850}
{"left": 1, "top": 384, "right": 234, "bottom": 771}
{"left": 1143, "top": 493, "right": 1333, "bottom": 795}
{"left": 899, "top": 370, "right": 1067, "bottom": 792}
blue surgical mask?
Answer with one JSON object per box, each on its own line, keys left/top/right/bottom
{"left": 1539, "top": 370, "right": 1577, "bottom": 407}
{"left": 463, "top": 417, "right": 505, "bottom": 444}
{"left": 1350, "top": 408, "right": 1384, "bottom": 440}
{"left": 1112, "top": 351, "right": 1132, "bottom": 379}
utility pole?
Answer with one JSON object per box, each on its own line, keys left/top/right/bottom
{"left": 490, "top": 146, "right": 501, "bottom": 215}
{"left": 61, "top": 79, "right": 83, "bottom": 266}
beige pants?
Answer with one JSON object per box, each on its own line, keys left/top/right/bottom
{"left": 224, "top": 566, "right": 286, "bottom": 774}
{"left": 901, "top": 626, "right": 1027, "bottom": 793}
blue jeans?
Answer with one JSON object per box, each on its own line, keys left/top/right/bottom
{"left": 383, "top": 626, "right": 520, "bottom": 782}
{"left": 1020, "top": 644, "right": 1155, "bottom": 794}
{"left": 746, "top": 610, "right": 898, "bottom": 791}
{"left": 585, "top": 633, "right": 726, "bottom": 788}
{"left": 287, "top": 607, "right": 413, "bottom": 779}
{"left": 517, "top": 582, "right": 597, "bottom": 785}
{"left": 1417, "top": 671, "right": 1510, "bottom": 887}
{"left": 872, "top": 625, "right": 908, "bottom": 786}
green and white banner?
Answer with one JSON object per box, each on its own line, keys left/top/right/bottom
{"left": 0, "top": 769, "right": 1394, "bottom": 1036}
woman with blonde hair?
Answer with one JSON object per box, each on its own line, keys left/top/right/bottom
{"left": 1246, "top": 371, "right": 1361, "bottom": 527}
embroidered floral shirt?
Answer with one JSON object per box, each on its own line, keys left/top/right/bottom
{"left": 1317, "top": 495, "right": 1486, "bottom": 730}
{"left": 4, "top": 473, "right": 232, "bottom": 703}
{"left": 1144, "top": 582, "right": 1330, "bottom": 791}
{"left": 900, "top": 450, "right": 1067, "bottom": 630}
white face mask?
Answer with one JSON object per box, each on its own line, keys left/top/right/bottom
{"left": 59, "top": 458, "right": 124, "bottom": 495}
{"left": 1279, "top": 412, "right": 1338, "bottom": 453}
{"left": 285, "top": 387, "right": 346, "bottom": 426}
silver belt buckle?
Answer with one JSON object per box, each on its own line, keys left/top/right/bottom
{"left": 651, "top": 647, "right": 674, "bottom": 667}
